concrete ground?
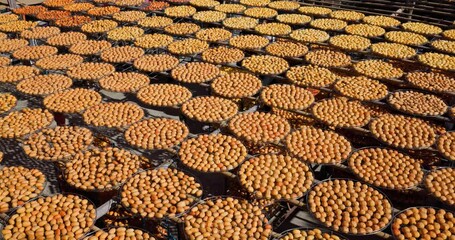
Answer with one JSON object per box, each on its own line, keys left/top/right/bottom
{"left": 1, "top": 0, "right": 45, "bottom": 11}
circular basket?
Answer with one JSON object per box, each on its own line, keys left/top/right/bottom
{"left": 310, "top": 97, "right": 372, "bottom": 129}
{"left": 60, "top": 147, "right": 142, "bottom": 193}
{"left": 284, "top": 125, "right": 353, "bottom": 165}
{"left": 436, "top": 131, "right": 455, "bottom": 162}
{"left": 417, "top": 52, "right": 455, "bottom": 73}
{"left": 0, "top": 166, "right": 48, "bottom": 215}
{"left": 404, "top": 71, "right": 455, "bottom": 96}
{"left": 178, "top": 133, "right": 248, "bottom": 174}
{"left": 0, "top": 108, "right": 54, "bottom": 139}
{"left": 119, "top": 166, "right": 204, "bottom": 222}
{"left": 22, "top": 126, "right": 94, "bottom": 163}
{"left": 368, "top": 114, "right": 437, "bottom": 151}
{"left": 423, "top": 167, "right": 455, "bottom": 209}
{"left": 181, "top": 195, "right": 273, "bottom": 240}
{"left": 331, "top": 77, "right": 389, "bottom": 102}
{"left": 346, "top": 146, "right": 425, "bottom": 191}
{"left": 2, "top": 193, "right": 97, "bottom": 240}
{"left": 124, "top": 117, "right": 189, "bottom": 151}
{"left": 0, "top": 93, "right": 17, "bottom": 115}
{"left": 390, "top": 206, "right": 455, "bottom": 240}
{"left": 181, "top": 96, "right": 239, "bottom": 124}
{"left": 228, "top": 111, "right": 291, "bottom": 146}
{"left": 236, "top": 154, "right": 315, "bottom": 204}
{"left": 306, "top": 178, "right": 394, "bottom": 237}
{"left": 386, "top": 89, "right": 449, "bottom": 118}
